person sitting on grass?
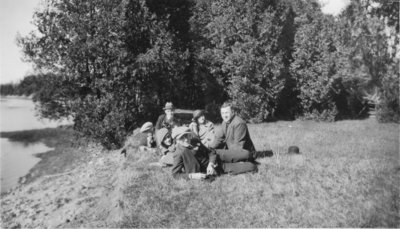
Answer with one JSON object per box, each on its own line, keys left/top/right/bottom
{"left": 120, "top": 122, "right": 156, "bottom": 157}
{"left": 156, "top": 127, "right": 176, "bottom": 166}
{"left": 189, "top": 109, "right": 215, "bottom": 148}
{"left": 210, "top": 101, "right": 272, "bottom": 158}
{"left": 155, "top": 102, "right": 181, "bottom": 131}
{"left": 171, "top": 126, "right": 260, "bottom": 180}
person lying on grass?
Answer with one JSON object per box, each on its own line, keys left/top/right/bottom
{"left": 156, "top": 127, "right": 176, "bottom": 166}
{"left": 189, "top": 109, "right": 215, "bottom": 148}
{"left": 171, "top": 126, "right": 270, "bottom": 180}
{"left": 120, "top": 122, "right": 156, "bottom": 156}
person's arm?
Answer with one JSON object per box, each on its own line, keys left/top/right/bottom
{"left": 205, "top": 122, "right": 215, "bottom": 147}
{"left": 168, "top": 145, "right": 176, "bottom": 153}
{"left": 207, "top": 121, "right": 215, "bottom": 132}
{"left": 233, "top": 122, "right": 248, "bottom": 149}
{"left": 155, "top": 115, "right": 164, "bottom": 130}
{"left": 189, "top": 121, "right": 199, "bottom": 136}
{"left": 207, "top": 147, "right": 217, "bottom": 165}
{"left": 206, "top": 147, "right": 217, "bottom": 175}
{"left": 160, "top": 146, "right": 169, "bottom": 155}
{"left": 209, "top": 125, "right": 225, "bottom": 149}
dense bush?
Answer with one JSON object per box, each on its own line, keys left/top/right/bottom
{"left": 376, "top": 60, "right": 400, "bottom": 123}
{"left": 192, "top": 0, "right": 297, "bottom": 122}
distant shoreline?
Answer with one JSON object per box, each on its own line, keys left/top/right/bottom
{"left": 0, "top": 95, "right": 33, "bottom": 100}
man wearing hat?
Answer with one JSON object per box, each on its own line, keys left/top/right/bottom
{"left": 155, "top": 102, "right": 181, "bottom": 131}
{"left": 171, "top": 126, "right": 257, "bottom": 180}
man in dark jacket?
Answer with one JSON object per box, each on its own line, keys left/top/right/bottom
{"left": 210, "top": 101, "right": 255, "bottom": 151}
{"left": 171, "top": 126, "right": 257, "bottom": 180}
{"left": 155, "top": 102, "right": 181, "bottom": 131}
{"left": 210, "top": 101, "right": 272, "bottom": 159}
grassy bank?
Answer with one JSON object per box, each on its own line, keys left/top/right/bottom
{"left": 1, "top": 119, "right": 399, "bottom": 228}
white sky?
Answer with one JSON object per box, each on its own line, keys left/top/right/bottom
{"left": 319, "top": 0, "right": 351, "bottom": 16}
{"left": 0, "top": 0, "right": 41, "bottom": 84}
{"left": 0, "top": 0, "right": 350, "bottom": 84}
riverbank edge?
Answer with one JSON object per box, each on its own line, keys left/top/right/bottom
{"left": 0, "top": 95, "right": 33, "bottom": 100}
{"left": 0, "top": 126, "right": 98, "bottom": 195}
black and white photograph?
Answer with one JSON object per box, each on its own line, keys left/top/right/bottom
{"left": 0, "top": 0, "right": 399, "bottom": 227}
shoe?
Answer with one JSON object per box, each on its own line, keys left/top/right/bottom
{"left": 252, "top": 150, "right": 273, "bottom": 159}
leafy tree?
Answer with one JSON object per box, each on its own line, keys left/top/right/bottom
{"left": 336, "top": 0, "right": 399, "bottom": 122}
{"left": 18, "top": 0, "right": 188, "bottom": 148}
{"left": 193, "top": 0, "right": 299, "bottom": 122}
{"left": 289, "top": 1, "right": 343, "bottom": 121}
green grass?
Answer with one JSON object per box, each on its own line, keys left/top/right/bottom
{"left": 96, "top": 119, "right": 399, "bottom": 227}
{"left": 1, "top": 119, "right": 399, "bottom": 228}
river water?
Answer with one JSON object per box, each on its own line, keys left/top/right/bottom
{"left": 0, "top": 96, "right": 71, "bottom": 193}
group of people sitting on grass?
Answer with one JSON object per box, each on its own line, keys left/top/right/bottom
{"left": 121, "top": 101, "right": 274, "bottom": 180}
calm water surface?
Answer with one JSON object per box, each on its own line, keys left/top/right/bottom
{"left": 0, "top": 96, "right": 71, "bottom": 193}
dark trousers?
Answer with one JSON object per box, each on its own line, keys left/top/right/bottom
{"left": 216, "top": 149, "right": 257, "bottom": 175}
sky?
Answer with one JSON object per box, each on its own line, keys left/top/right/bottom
{"left": 0, "top": 0, "right": 350, "bottom": 84}
{"left": 0, "top": 0, "right": 41, "bottom": 84}
{"left": 319, "top": 0, "right": 351, "bottom": 15}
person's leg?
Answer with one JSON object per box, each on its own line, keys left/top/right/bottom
{"left": 216, "top": 149, "right": 252, "bottom": 163}
{"left": 160, "top": 152, "right": 175, "bottom": 166}
{"left": 222, "top": 162, "right": 257, "bottom": 175}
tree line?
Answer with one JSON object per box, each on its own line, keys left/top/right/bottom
{"left": 1, "top": 74, "right": 48, "bottom": 96}
{"left": 8, "top": 0, "right": 399, "bottom": 148}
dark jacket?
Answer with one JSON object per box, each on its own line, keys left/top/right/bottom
{"left": 172, "top": 144, "right": 217, "bottom": 180}
{"left": 155, "top": 114, "right": 181, "bottom": 130}
{"left": 210, "top": 115, "right": 255, "bottom": 152}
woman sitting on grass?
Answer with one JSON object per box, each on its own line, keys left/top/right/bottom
{"left": 189, "top": 110, "right": 215, "bottom": 148}
{"left": 171, "top": 126, "right": 257, "bottom": 180}
{"left": 120, "top": 122, "right": 156, "bottom": 156}
{"left": 156, "top": 128, "right": 176, "bottom": 166}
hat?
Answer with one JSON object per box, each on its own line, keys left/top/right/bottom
{"left": 140, "top": 122, "right": 153, "bottom": 133}
{"left": 288, "top": 146, "right": 300, "bottom": 154}
{"left": 192, "top": 109, "right": 205, "bottom": 121}
{"left": 163, "top": 102, "right": 174, "bottom": 110}
{"left": 156, "top": 128, "right": 169, "bottom": 146}
{"left": 171, "top": 126, "right": 192, "bottom": 140}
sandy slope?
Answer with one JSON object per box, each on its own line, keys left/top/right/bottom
{"left": 1, "top": 143, "right": 125, "bottom": 228}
